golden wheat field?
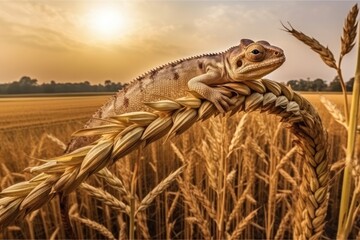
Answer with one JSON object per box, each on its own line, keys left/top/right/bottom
{"left": 0, "top": 93, "right": 358, "bottom": 239}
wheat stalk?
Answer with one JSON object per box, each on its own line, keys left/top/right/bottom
{"left": 166, "top": 192, "right": 180, "bottom": 239}
{"left": 0, "top": 78, "right": 330, "bottom": 239}
{"left": 177, "top": 177, "right": 211, "bottom": 239}
{"left": 188, "top": 183, "right": 217, "bottom": 220}
{"left": 226, "top": 146, "right": 255, "bottom": 231}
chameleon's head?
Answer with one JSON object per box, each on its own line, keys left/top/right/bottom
{"left": 225, "top": 39, "right": 285, "bottom": 81}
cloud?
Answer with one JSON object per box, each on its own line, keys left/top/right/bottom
{"left": 0, "top": 19, "right": 87, "bottom": 51}
{"left": 0, "top": 1, "right": 88, "bottom": 51}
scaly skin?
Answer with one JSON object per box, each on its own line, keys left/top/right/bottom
{"left": 67, "top": 39, "right": 285, "bottom": 152}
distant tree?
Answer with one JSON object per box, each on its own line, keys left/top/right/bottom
{"left": 329, "top": 76, "right": 342, "bottom": 92}
{"left": 19, "top": 76, "right": 37, "bottom": 86}
{"left": 298, "top": 79, "right": 312, "bottom": 91}
{"left": 287, "top": 80, "right": 300, "bottom": 90}
{"left": 312, "top": 78, "right": 327, "bottom": 91}
{"left": 0, "top": 77, "right": 124, "bottom": 94}
{"left": 105, "top": 80, "right": 112, "bottom": 86}
{"left": 104, "top": 80, "right": 112, "bottom": 91}
{"left": 346, "top": 77, "right": 354, "bottom": 91}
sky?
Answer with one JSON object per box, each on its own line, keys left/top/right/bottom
{"left": 0, "top": 0, "right": 358, "bottom": 84}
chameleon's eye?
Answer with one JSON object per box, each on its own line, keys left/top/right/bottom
{"left": 246, "top": 44, "right": 265, "bottom": 62}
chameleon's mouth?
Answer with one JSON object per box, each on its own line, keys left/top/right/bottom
{"left": 225, "top": 55, "right": 286, "bottom": 82}
{"left": 239, "top": 56, "right": 286, "bottom": 74}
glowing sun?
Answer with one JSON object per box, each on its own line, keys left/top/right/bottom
{"left": 87, "top": 6, "right": 126, "bottom": 40}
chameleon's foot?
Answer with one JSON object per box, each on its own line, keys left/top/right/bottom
{"left": 209, "top": 90, "right": 234, "bottom": 113}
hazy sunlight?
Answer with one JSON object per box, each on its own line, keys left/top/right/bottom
{"left": 86, "top": 6, "right": 126, "bottom": 41}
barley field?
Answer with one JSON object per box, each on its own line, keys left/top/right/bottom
{"left": 0, "top": 93, "right": 358, "bottom": 239}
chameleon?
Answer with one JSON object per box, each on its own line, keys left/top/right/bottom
{"left": 66, "top": 39, "right": 285, "bottom": 152}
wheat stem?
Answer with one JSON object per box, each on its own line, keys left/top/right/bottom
{"left": 337, "top": 24, "right": 360, "bottom": 239}
{"left": 129, "top": 163, "right": 137, "bottom": 240}
{"left": 336, "top": 56, "right": 350, "bottom": 124}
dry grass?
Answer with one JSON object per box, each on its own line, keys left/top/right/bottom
{"left": 0, "top": 79, "right": 351, "bottom": 239}
{"left": 0, "top": 96, "right": 108, "bottom": 174}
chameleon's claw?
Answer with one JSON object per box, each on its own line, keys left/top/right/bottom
{"left": 213, "top": 94, "right": 233, "bottom": 113}
{"left": 214, "top": 101, "right": 226, "bottom": 113}
{"left": 221, "top": 95, "right": 233, "bottom": 112}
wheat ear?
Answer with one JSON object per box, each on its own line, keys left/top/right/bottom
{"left": 0, "top": 78, "right": 329, "bottom": 239}
{"left": 69, "top": 204, "right": 116, "bottom": 240}
{"left": 341, "top": 3, "right": 358, "bottom": 56}
{"left": 282, "top": 23, "right": 337, "bottom": 70}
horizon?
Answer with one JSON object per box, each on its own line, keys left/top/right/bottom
{"left": 0, "top": 1, "right": 358, "bottom": 84}
{"left": 0, "top": 74, "right": 353, "bottom": 85}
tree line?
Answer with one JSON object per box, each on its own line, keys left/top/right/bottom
{"left": 0, "top": 76, "right": 126, "bottom": 94}
{"left": 0, "top": 75, "right": 355, "bottom": 94}
{"left": 286, "top": 77, "right": 354, "bottom": 92}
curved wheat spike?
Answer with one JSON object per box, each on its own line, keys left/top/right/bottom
{"left": 0, "top": 78, "right": 330, "bottom": 240}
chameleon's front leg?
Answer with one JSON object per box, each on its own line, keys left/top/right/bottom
{"left": 188, "top": 71, "right": 233, "bottom": 113}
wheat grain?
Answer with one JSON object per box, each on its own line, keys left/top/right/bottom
{"left": 96, "top": 167, "right": 128, "bottom": 195}
{"left": 226, "top": 169, "right": 237, "bottom": 186}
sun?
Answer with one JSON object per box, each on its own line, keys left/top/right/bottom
{"left": 87, "top": 6, "right": 126, "bottom": 40}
